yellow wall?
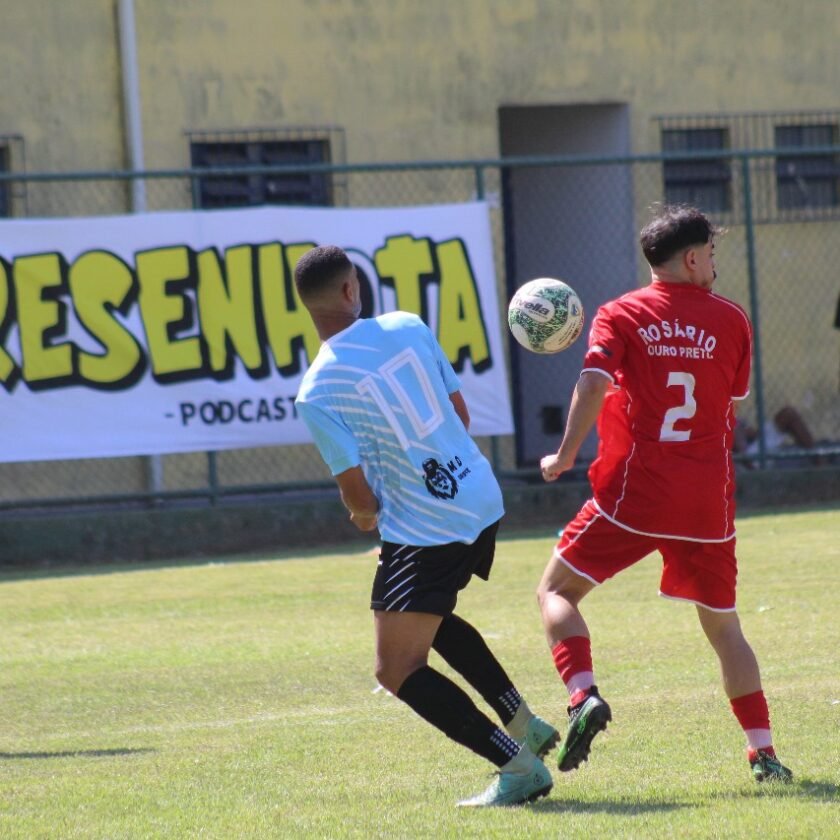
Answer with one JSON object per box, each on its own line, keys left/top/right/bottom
{"left": 2, "top": 1, "right": 839, "bottom": 173}
{"left": 0, "top": 0, "right": 123, "bottom": 172}
{"left": 141, "top": 1, "right": 840, "bottom": 167}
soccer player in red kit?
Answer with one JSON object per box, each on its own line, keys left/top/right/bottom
{"left": 537, "top": 205, "right": 793, "bottom": 783}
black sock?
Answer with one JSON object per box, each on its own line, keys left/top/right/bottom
{"left": 432, "top": 613, "right": 521, "bottom": 725}
{"left": 396, "top": 665, "right": 520, "bottom": 767}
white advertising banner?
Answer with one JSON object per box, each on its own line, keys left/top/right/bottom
{"left": 0, "top": 202, "right": 513, "bottom": 462}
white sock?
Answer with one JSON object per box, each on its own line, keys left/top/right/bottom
{"left": 745, "top": 728, "right": 772, "bottom": 750}
{"left": 566, "top": 671, "right": 594, "bottom": 697}
{"left": 499, "top": 744, "right": 536, "bottom": 776}
{"left": 505, "top": 698, "right": 533, "bottom": 741}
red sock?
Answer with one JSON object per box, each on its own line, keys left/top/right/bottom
{"left": 551, "top": 636, "right": 593, "bottom": 685}
{"left": 730, "top": 690, "right": 773, "bottom": 751}
{"left": 730, "top": 690, "right": 770, "bottom": 731}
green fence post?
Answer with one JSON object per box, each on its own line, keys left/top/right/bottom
{"left": 474, "top": 163, "right": 485, "bottom": 201}
{"left": 741, "top": 155, "right": 767, "bottom": 469}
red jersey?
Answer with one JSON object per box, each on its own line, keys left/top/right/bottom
{"left": 582, "top": 280, "right": 751, "bottom": 542}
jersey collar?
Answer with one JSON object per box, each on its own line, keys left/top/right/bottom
{"left": 651, "top": 279, "right": 711, "bottom": 295}
{"left": 323, "top": 317, "right": 365, "bottom": 346}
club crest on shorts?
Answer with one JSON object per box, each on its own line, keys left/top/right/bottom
{"left": 422, "top": 458, "right": 458, "bottom": 500}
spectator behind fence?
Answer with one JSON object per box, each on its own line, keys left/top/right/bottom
{"left": 733, "top": 405, "right": 820, "bottom": 467}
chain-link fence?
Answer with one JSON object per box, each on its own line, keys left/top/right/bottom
{"left": 1, "top": 148, "right": 839, "bottom": 511}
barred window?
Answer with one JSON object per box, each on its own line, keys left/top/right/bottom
{"left": 189, "top": 134, "right": 334, "bottom": 209}
{"left": 775, "top": 124, "right": 839, "bottom": 210}
{"left": 661, "top": 128, "right": 731, "bottom": 213}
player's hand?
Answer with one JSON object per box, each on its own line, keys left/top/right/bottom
{"left": 350, "top": 511, "right": 378, "bottom": 531}
{"left": 540, "top": 452, "right": 573, "bottom": 482}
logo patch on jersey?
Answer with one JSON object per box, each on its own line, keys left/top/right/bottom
{"left": 422, "top": 458, "right": 459, "bottom": 500}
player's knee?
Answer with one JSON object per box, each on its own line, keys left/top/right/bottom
{"left": 374, "top": 662, "right": 398, "bottom": 694}
{"left": 536, "top": 581, "right": 560, "bottom": 610}
{"left": 375, "top": 657, "right": 426, "bottom": 694}
{"left": 537, "top": 573, "right": 587, "bottom": 609}
{"left": 698, "top": 609, "right": 746, "bottom": 646}
{"left": 535, "top": 580, "right": 554, "bottom": 610}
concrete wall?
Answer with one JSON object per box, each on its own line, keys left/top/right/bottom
{"left": 1, "top": 468, "right": 837, "bottom": 568}
{"left": 0, "top": 1, "right": 124, "bottom": 172}
{"left": 2, "top": 2, "right": 839, "bottom": 174}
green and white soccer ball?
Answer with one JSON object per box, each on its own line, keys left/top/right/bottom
{"left": 508, "top": 278, "right": 585, "bottom": 354}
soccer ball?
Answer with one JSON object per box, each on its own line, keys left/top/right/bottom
{"left": 507, "top": 278, "right": 585, "bottom": 354}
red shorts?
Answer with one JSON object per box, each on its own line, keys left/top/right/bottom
{"left": 554, "top": 500, "right": 737, "bottom": 611}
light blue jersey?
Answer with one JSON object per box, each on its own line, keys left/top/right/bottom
{"left": 296, "top": 312, "right": 504, "bottom": 546}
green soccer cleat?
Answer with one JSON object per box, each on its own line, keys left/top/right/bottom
{"left": 522, "top": 714, "right": 561, "bottom": 759}
{"left": 557, "top": 685, "right": 612, "bottom": 772}
{"left": 457, "top": 755, "right": 553, "bottom": 807}
{"left": 749, "top": 749, "right": 793, "bottom": 784}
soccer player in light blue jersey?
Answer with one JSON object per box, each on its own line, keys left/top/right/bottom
{"left": 294, "top": 245, "right": 557, "bottom": 807}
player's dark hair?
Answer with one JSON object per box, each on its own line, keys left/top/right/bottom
{"left": 640, "top": 205, "right": 720, "bottom": 267}
{"left": 294, "top": 245, "right": 353, "bottom": 300}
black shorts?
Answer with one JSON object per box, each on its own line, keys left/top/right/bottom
{"left": 370, "top": 520, "right": 500, "bottom": 616}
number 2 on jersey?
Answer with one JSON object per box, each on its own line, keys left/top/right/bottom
{"left": 659, "top": 371, "right": 697, "bottom": 442}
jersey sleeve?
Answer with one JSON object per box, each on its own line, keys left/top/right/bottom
{"left": 582, "top": 303, "right": 625, "bottom": 382}
{"left": 296, "top": 400, "right": 360, "bottom": 476}
{"left": 731, "top": 319, "right": 752, "bottom": 400}
{"left": 429, "top": 323, "right": 461, "bottom": 394}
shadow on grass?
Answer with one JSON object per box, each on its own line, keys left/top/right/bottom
{"left": 0, "top": 747, "right": 155, "bottom": 760}
{"left": 724, "top": 778, "right": 840, "bottom": 800}
{"left": 527, "top": 778, "right": 839, "bottom": 814}
{"left": 795, "top": 779, "right": 840, "bottom": 798}
{"left": 0, "top": 540, "right": 379, "bottom": 585}
{"left": 530, "top": 798, "right": 690, "bottom": 815}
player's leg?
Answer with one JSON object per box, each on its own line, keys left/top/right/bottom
{"left": 372, "top": 533, "right": 551, "bottom": 805}
{"left": 537, "top": 501, "right": 632, "bottom": 772}
{"left": 537, "top": 552, "right": 596, "bottom": 689}
{"left": 659, "top": 538, "right": 792, "bottom": 783}
{"left": 376, "top": 609, "right": 517, "bottom": 763}
{"left": 695, "top": 606, "right": 792, "bottom": 783}
{"left": 539, "top": 503, "right": 655, "bottom": 771}
{"left": 375, "top": 610, "right": 552, "bottom": 806}
{"left": 537, "top": 555, "right": 611, "bottom": 771}
{"left": 430, "top": 523, "right": 558, "bottom": 757}
{"left": 695, "top": 605, "right": 761, "bottom": 697}
{"left": 432, "top": 613, "right": 559, "bottom": 757}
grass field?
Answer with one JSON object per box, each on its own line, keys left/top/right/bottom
{"left": 1, "top": 505, "right": 838, "bottom": 839}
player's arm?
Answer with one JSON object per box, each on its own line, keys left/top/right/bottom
{"left": 335, "top": 466, "right": 380, "bottom": 531}
{"left": 448, "top": 390, "right": 470, "bottom": 431}
{"left": 541, "top": 371, "right": 610, "bottom": 481}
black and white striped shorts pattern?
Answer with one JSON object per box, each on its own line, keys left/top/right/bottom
{"left": 373, "top": 544, "right": 422, "bottom": 612}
